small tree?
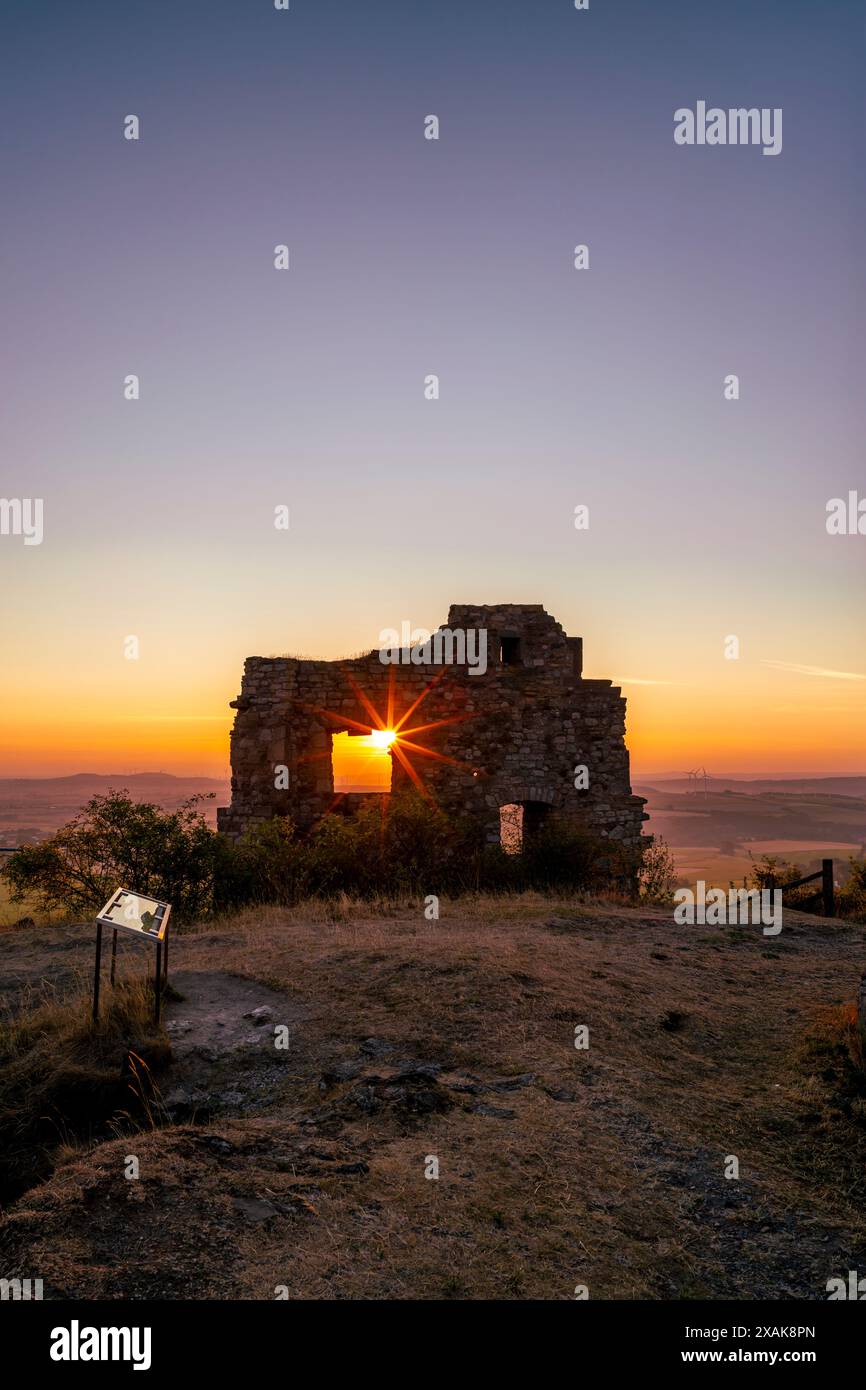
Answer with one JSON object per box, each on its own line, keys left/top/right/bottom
{"left": 0, "top": 790, "right": 218, "bottom": 922}
{"left": 639, "top": 837, "right": 678, "bottom": 904}
{"left": 748, "top": 853, "right": 801, "bottom": 891}
{"left": 837, "top": 857, "right": 866, "bottom": 921}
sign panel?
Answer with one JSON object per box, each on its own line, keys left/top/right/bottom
{"left": 96, "top": 888, "right": 171, "bottom": 943}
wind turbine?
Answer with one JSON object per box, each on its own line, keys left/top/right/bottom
{"left": 678, "top": 768, "right": 701, "bottom": 796}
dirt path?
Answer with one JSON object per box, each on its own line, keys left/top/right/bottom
{"left": 160, "top": 970, "right": 306, "bottom": 1121}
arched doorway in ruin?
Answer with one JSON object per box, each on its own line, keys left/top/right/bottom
{"left": 498, "top": 786, "right": 556, "bottom": 853}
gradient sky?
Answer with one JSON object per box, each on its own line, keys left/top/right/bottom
{"left": 1, "top": 0, "right": 864, "bottom": 778}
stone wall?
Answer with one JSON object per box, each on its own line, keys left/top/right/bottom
{"left": 217, "top": 604, "right": 648, "bottom": 862}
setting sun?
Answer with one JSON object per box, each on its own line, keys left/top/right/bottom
{"left": 369, "top": 729, "right": 398, "bottom": 748}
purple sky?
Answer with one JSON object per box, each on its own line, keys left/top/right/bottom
{"left": 1, "top": 0, "right": 863, "bottom": 775}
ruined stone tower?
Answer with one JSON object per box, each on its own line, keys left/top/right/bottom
{"left": 218, "top": 604, "right": 647, "bottom": 856}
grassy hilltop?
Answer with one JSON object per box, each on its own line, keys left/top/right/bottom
{"left": 1, "top": 894, "right": 864, "bottom": 1300}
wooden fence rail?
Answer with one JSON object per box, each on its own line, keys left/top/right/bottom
{"left": 767, "top": 857, "right": 835, "bottom": 917}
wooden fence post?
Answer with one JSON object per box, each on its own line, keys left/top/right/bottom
{"left": 822, "top": 859, "right": 835, "bottom": 917}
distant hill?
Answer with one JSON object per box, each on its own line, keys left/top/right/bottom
{"left": 636, "top": 776, "right": 866, "bottom": 886}
{"left": 635, "top": 776, "right": 866, "bottom": 799}
{"left": 0, "top": 773, "right": 228, "bottom": 790}
{"left": 0, "top": 773, "right": 231, "bottom": 841}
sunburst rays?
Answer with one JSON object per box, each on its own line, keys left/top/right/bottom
{"left": 307, "top": 666, "right": 475, "bottom": 809}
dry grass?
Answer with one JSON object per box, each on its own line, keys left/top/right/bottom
{"left": 0, "top": 974, "right": 169, "bottom": 1203}
{"left": 1, "top": 893, "right": 865, "bottom": 1299}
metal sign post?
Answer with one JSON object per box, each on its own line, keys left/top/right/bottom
{"left": 91, "top": 888, "right": 172, "bottom": 1026}
{"left": 154, "top": 941, "right": 163, "bottom": 1025}
{"left": 92, "top": 920, "right": 103, "bottom": 1025}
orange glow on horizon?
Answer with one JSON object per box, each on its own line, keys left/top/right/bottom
{"left": 331, "top": 731, "right": 393, "bottom": 792}
{"left": 1, "top": 635, "right": 865, "bottom": 780}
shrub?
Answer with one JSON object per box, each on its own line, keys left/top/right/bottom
{"left": 4, "top": 788, "right": 632, "bottom": 922}
{"left": 749, "top": 854, "right": 802, "bottom": 892}
{"left": 217, "top": 793, "right": 618, "bottom": 904}
{"left": 639, "top": 837, "right": 678, "bottom": 904}
{"left": 0, "top": 790, "right": 218, "bottom": 923}
{"left": 837, "top": 857, "right": 866, "bottom": 921}
{"left": 218, "top": 793, "right": 480, "bottom": 904}
{"left": 521, "top": 820, "right": 606, "bottom": 890}
{"left": 214, "top": 815, "right": 311, "bottom": 909}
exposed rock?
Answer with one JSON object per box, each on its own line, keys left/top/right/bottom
{"left": 359, "top": 1037, "right": 396, "bottom": 1057}
{"left": 318, "top": 1059, "right": 366, "bottom": 1089}
{"left": 244, "top": 1006, "right": 273, "bottom": 1026}
{"left": 231, "top": 1196, "right": 278, "bottom": 1224}
{"left": 488, "top": 1073, "right": 536, "bottom": 1092}
{"left": 203, "top": 1136, "right": 234, "bottom": 1155}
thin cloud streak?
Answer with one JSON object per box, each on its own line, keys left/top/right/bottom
{"left": 761, "top": 661, "right": 866, "bottom": 682}
{"left": 616, "top": 678, "right": 680, "bottom": 686}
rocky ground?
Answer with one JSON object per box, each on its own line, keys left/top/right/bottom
{"left": 1, "top": 896, "right": 864, "bottom": 1300}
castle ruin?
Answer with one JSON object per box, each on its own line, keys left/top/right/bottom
{"left": 218, "top": 604, "right": 648, "bottom": 859}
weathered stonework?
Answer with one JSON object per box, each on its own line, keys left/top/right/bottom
{"left": 218, "top": 604, "right": 648, "bottom": 860}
